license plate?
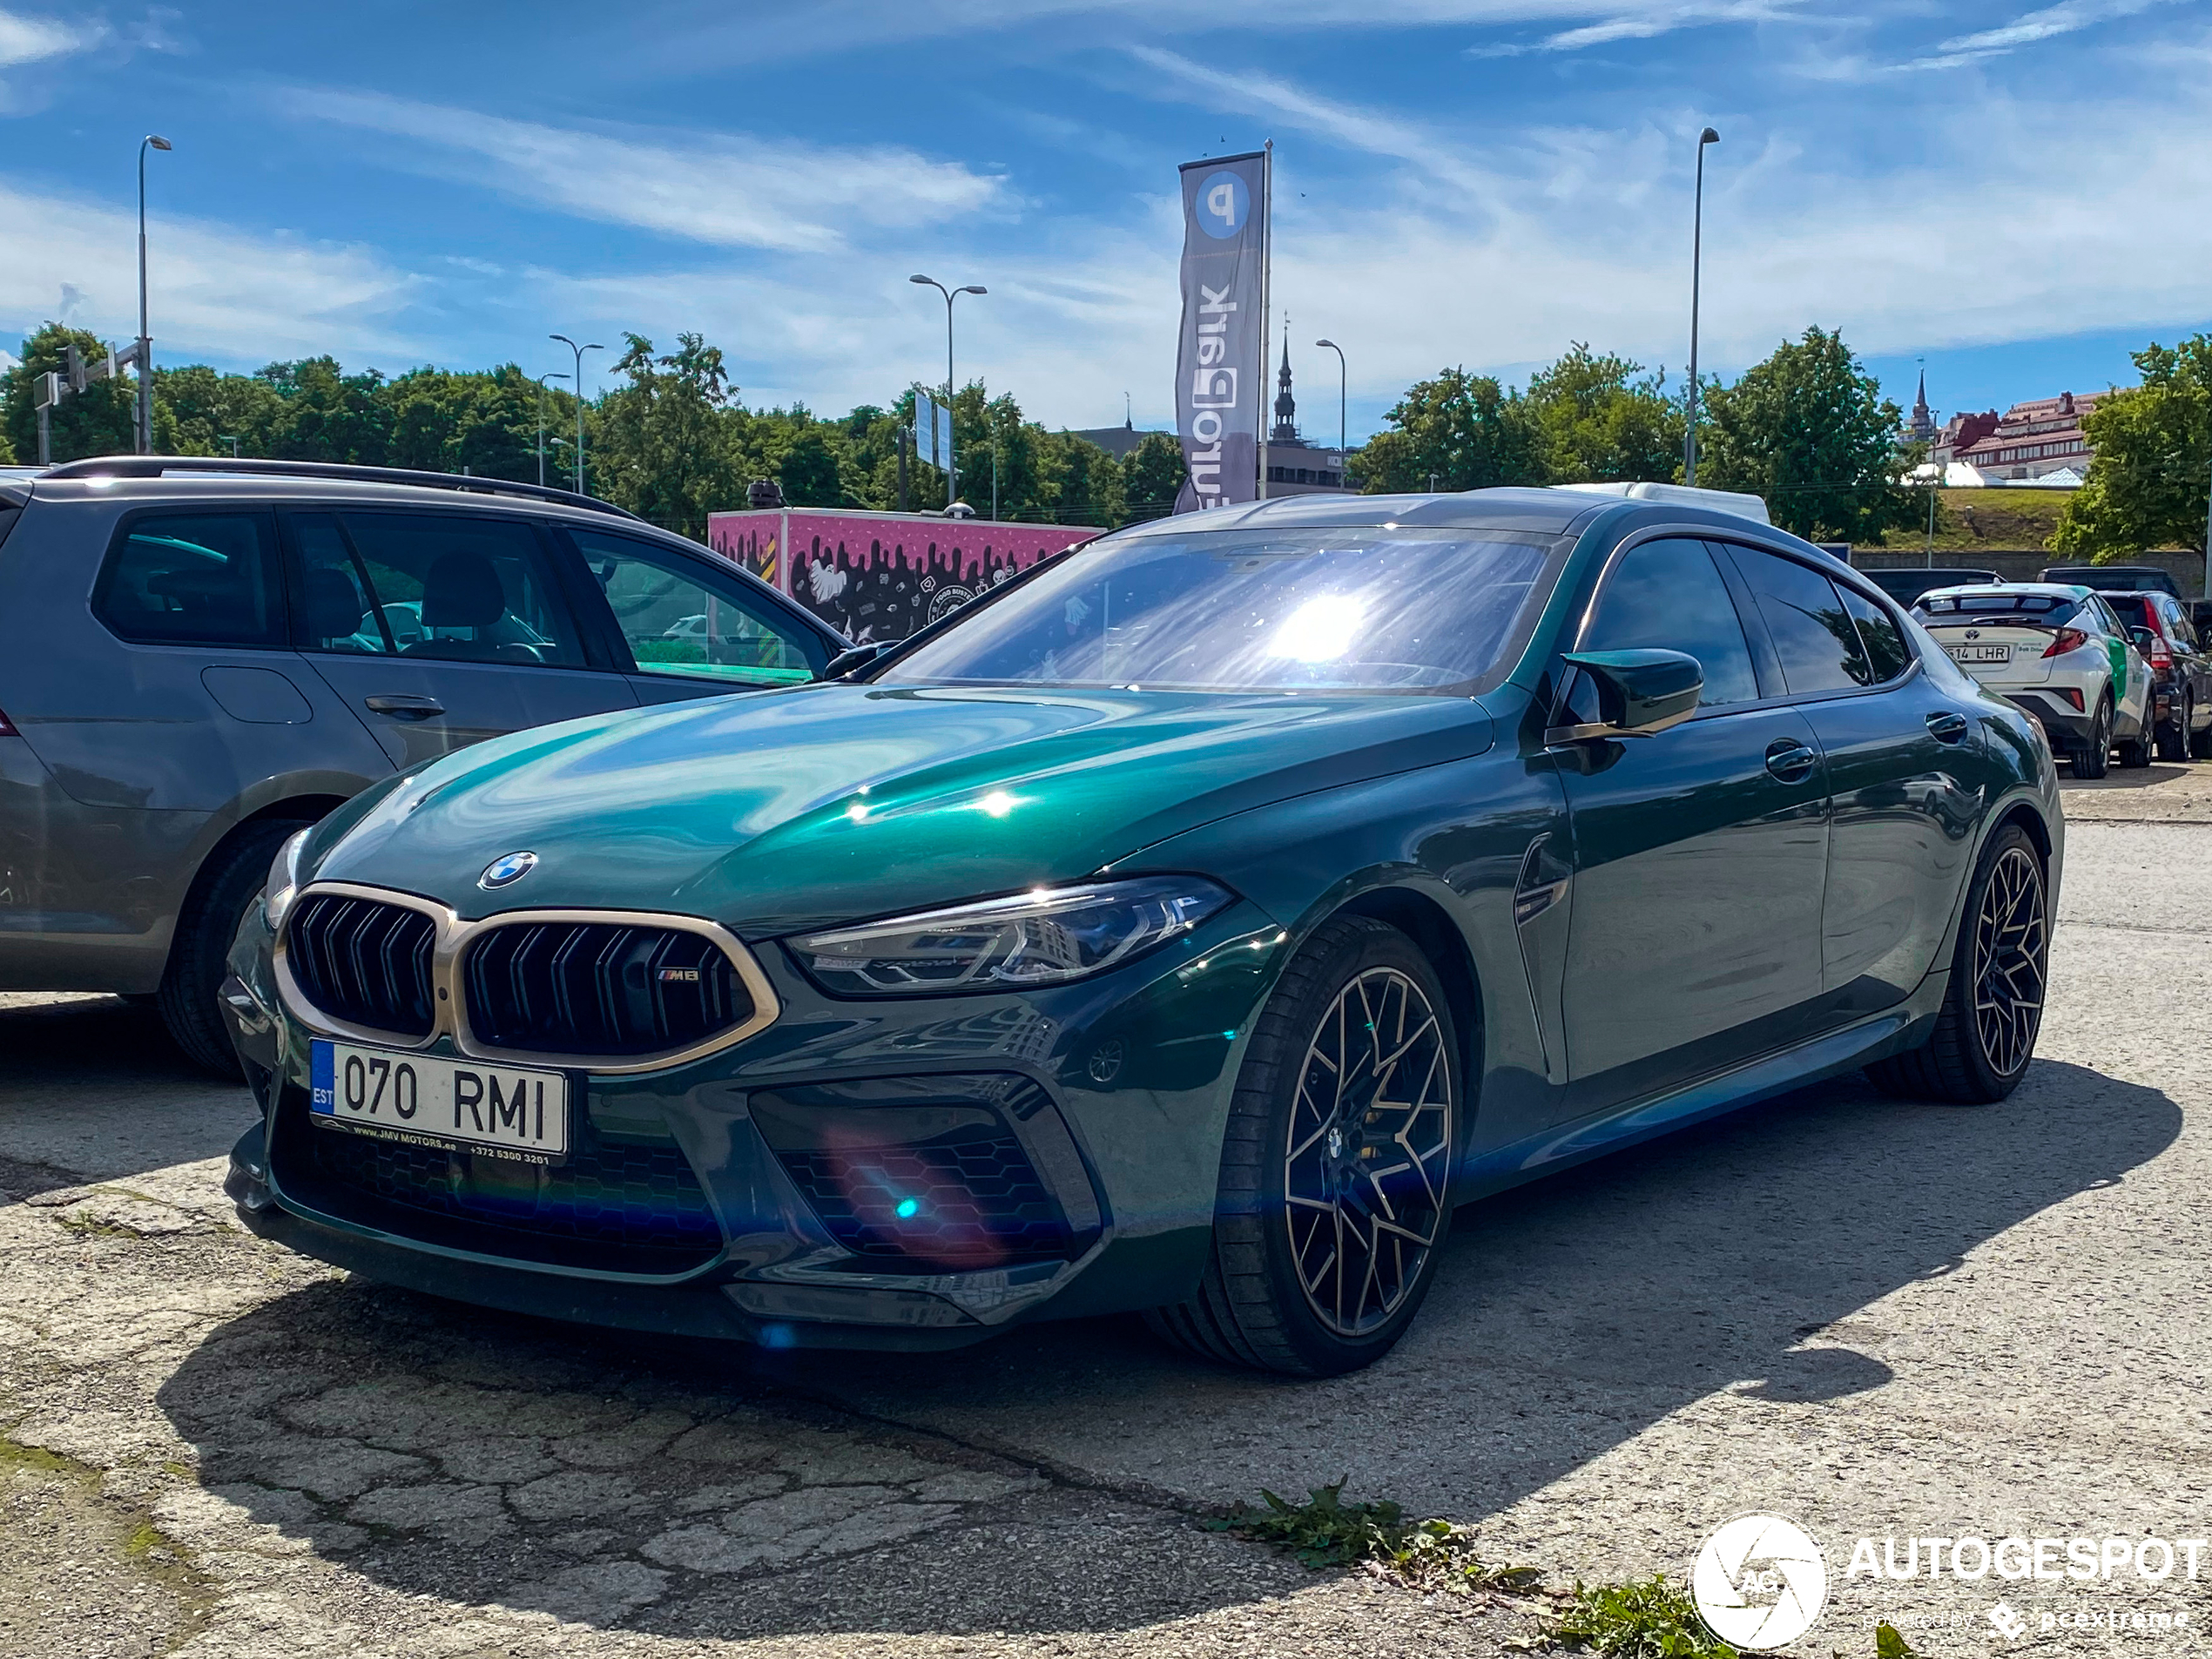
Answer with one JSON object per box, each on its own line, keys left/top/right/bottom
{"left": 1950, "top": 644, "right": 2011, "bottom": 664}
{"left": 310, "top": 1039, "right": 570, "bottom": 1164}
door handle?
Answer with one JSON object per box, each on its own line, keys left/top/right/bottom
{"left": 1764, "top": 738, "right": 1817, "bottom": 784}
{"left": 363, "top": 694, "right": 445, "bottom": 720}
{"left": 1925, "top": 711, "right": 1970, "bottom": 745}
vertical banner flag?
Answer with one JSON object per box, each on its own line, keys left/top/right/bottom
{"left": 1173, "top": 150, "right": 1268, "bottom": 514}
{"left": 915, "top": 390, "right": 954, "bottom": 470}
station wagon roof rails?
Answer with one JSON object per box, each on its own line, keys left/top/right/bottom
{"left": 39, "top": 455, "right": 643, "bottom": 521}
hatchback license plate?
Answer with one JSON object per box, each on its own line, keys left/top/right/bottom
{"left": 310, "top": 1039, "right": 570, "bottom": 1164}
{"left": 1950, "top": 644, "right": 2011, "bottom": 663}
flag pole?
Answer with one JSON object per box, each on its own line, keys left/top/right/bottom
{"left": 1258, "top": 138, "right": 1272, "bottom": 502}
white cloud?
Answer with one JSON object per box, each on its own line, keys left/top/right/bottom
{"left": 277, "top": 88, "right": 1008, "bottom": 256}
{"left": 1475, "top": 0, "right": 1799, "bottom": 54}
{"left": 0, "top": 179, "right": 422, "bottom": 363}
{"left": 1936, "top": 0, "right": 2177, "bottom": 57}
{"left": 0, "top": 7, "right": 98, "bottom": 67}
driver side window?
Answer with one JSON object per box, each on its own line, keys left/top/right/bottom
{"left": 1580, "top": 538, "right": 1760, "bottom": 707}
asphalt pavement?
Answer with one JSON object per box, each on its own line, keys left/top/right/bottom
{"left": 3, "top": 773, "right": 2209, "bottom": 1657}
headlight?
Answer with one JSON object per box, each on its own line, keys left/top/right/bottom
{"left": 262, "top": 827, "right": 311, "bottom": 934}
{"left": 791, "top": 876, "right": 1234, "bottom": 996}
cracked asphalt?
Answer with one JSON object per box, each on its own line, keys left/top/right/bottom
{"left": 3, "top": 777, "right": 2210, "bottom": 1657}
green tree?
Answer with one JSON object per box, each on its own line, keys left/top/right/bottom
{"left": 1524, "top": 343, "right": 1683, "bottom": 483}
{"left": 259, "top": 357, "right": 395, "bottom": 465}
{"left": 594, "top": 333, "right": 743, "bottom": 536}
{"left": 1694, "top": 327, "right": 1919, "bottom": 542}
{"left": 778, "top": 428, "right": 844, "bottom": 505}
{"left": 1121, "top": 432, "right": 1184, "bottom": 519}
{"left": 3, "top": 323, "right": 135, "bottom": 462}
{"left": 1352, "top": 367, "right": 1545, "bottom": 494}
{"left": 2050, "top": 335, "right": 2212, "bottom": 558}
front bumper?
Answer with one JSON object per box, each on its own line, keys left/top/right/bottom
{"left": 222, "top": 893, "right": 1288, "bottom": 1351}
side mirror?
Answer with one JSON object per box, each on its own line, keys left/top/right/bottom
{"left": 1548, "top": 649, "right": 1703, "bottom": 744}
{"left": 823, "top": 641, "right": 899, "bottom": 679}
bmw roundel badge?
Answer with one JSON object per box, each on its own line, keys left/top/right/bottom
{"left": 479, "top": 851, "right": 539, "bottom": 890}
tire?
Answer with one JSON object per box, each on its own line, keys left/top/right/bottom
{"left": 1865, "top": 824, "right": 2047, "bottom": 1104}
{"left": 1144, "top": 915, "right": 1461, "bottom": 1377}
{"left": 2192, "top": 698, "right": 2212, "bottom": 761}
{"left": 2070, "top": 696, "right": 2111, "bottom": 779}
{"left": 2155, "top": 694, "right": 2188, "bottom": 763}
{"left": 157, "top": 820, "right": 300, "bottom": 1079}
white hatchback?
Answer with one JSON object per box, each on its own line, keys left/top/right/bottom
{"left": 1912, "top": 583, "right": 2153, "bottom": 778}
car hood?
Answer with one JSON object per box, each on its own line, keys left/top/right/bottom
{"left": 311, "top": 682, "right": 1494, "bottom": 936}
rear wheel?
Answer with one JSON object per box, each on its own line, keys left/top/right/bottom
{"left": 2156, "top": 693, "right": 2189, "bottom": 762}
{"left": 158, "top": 821, "right": 300, "bottom": 1079}
{"left": 1865, "top": 824, "right": 2047, "bottom": 1104}
{"left": 1145, "top": 915, "right": 1460, "bottom": 1377}
{"left": 2070, "top": 696, "right": 2111, "bottom": 779}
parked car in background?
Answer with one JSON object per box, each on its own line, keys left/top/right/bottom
{"left": 2041, "top": 563, "right": 2183, "bottom": 601}
{"left": 1863, "top": 568, "right": 1998, "bottom": 608}
{"left": 0, "top": 457, "right": 845, "bottom": 1074}
{"left": 2099, "top": 590, "right": 2212, "bottom": 760}
{"left": 1913, "top": 583, "right": 2153, "bottom": 777}
{"left": 225, "top": 485, "right": 2060, "bottom": 1376}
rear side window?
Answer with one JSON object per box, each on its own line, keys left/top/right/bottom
{"left": 1725, "top": 546, "right": 1865, "bottom": 694}
{"left": 93, "top": 513, "right": 283, "bottom": 648}
{"left": 564, "top": 528, "right": 826, "bottom": 685}
{"left": 304, "top": 512, "right": 584, "bottom": 668}
{"left": 1840, "top": 587, "right": 1911, "bottom": 684}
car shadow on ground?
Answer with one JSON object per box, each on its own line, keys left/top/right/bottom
{"left": 146, "top": 1054, "right": 2178, "bottom": 1640}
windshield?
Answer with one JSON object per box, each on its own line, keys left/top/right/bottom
{"left": 877, "top": 527, "right": 1557, "bottom": 693}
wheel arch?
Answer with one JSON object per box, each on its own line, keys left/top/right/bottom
{"left": 1321, "top": 883, "right": 1487, "bottom": 1143}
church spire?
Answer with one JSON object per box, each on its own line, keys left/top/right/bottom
{"left": 1909, "top": 361, "right": 1936, "bottom": 443}
{"left": 1271, "top": 320, "right": 1298, "bottom": 445}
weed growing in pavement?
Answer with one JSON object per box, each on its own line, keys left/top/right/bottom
{"left": 1874, "top": 1622, "right": 1922, "bottom": 1658}
{"left": 1207, "top": 1480, "right": 1544, "bottom": 1595}
{"left": 1548, "top": 1574, "right": 1737, "bottom": 1657}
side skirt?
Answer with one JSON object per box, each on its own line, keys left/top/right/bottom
{"left": 1456, "top": 969, "right": 1946, "bottom": 1205}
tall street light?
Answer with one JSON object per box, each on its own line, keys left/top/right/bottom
{"left": 535, "top": 371, "right": 569, "bottom": 489}
{"left": 549, "top": 334, "right": 602, "bottom": 493}
{"left": 1684, "top": 125, "right": 1720, "bottom": 486}
{"left": 138, "top": 135, "right": 172, "bottom": 457}
{"left": 909, "top": 274, "right": 986, "bottom": 509}
{"left": 1315, "top": 338, "right": 1348, "bottom": 479}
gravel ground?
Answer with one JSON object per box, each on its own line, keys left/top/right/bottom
{"left": 2, "top": 804, "right": 2206, "bottom": 1658}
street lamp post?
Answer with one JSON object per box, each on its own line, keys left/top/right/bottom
{"left": 535, "top": 371, "right": 570, "bottom": 489}
{"left": 1315, "top": 338, "right": 1348, "bottom": 481}
{"left": 1684, "top": 126, "right": 1720, "bottom": 486}
{"left": 218, "top": 433, "right": 239, "bottom": 458}
{"left": 138, "top": 135, "right": 172, "bottom": 456}
{"left": 549, "top": 334, "right": 602, "bottom": 494}
{"left": 909, "top": 274, "right": 987, "bottom": 509}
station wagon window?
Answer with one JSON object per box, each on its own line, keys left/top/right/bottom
{"left": 563, "top": 529, "right": 826, "bottom": 685}
{"left": 1580, "top": 537, "right": 1758, "bottom": 706}
{"left": 1726, "top": 546, "right": 1866, "bottom": 695}
{"left": 287, "top": 512, "right": 583, "bottom": 668}
{"left": 93, "top": 512, "right": 284, "bottom": 648}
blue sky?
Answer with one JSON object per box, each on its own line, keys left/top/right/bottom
{"left": 3, "top": 1, "right": 2208, "bottom": 447}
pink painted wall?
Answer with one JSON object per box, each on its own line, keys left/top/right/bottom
{"left": 706, "top": 509, "right": 1101, "bottom": 643}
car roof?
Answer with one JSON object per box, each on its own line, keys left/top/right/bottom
{"left": 1111, "top": 484, "right": 1793, "bottom": 541}
{"left": 23, "top": 470, "right": 657, "bottom": 535}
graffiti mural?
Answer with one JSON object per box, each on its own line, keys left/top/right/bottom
{"left": 706, "top": 510, "right": 1102, "bottom": 644}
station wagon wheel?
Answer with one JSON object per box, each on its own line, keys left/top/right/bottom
{"left": 1865, "top": 824, "right": 2047, "bottom": 1105}
{"left": 1144, "top": 915, "right": 1461, "bottom": 1376}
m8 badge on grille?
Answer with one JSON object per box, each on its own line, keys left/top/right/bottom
{"left": 310, "top": 1038, "right": 570, "bottom": 1164}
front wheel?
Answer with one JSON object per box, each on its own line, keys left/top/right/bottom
{"left": 1145, "top": 915, "right": 1460, "bottom": 1377}
{"left": 1865, "top": 824, "right": 2047, "bottom": 1104}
